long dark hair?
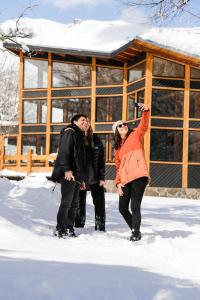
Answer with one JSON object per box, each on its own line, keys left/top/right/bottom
{"left": 85, "top": 125, "right": 94, "bottom": 147}
{"left": 114, "top": 127, "right": 132, "bottom": 150}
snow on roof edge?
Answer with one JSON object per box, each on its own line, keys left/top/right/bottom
{"left": 135, "top": 36, "right": 200, "bottom": 61}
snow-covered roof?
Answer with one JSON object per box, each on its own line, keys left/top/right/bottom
{"left": 2, "top": 18, "right": 200, "bottom": 60}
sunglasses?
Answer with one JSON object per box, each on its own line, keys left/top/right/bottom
{"left": 117, "top": 122, "right": 127, "bottom": 128}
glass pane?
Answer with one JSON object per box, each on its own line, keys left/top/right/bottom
{"left": 150, "top": 129, "right": 183, "bottom": 162}
{"left": 189, "top": 92, "right": 200, "bottom": 118}
{"left": 153, "top": 57, "right": 184, "bottom": 78}
{"left": 22, "top": 135, "right": 46, "bottom": 155}
{"left": 24, "top": 59, "right": 48, "bottom": 88}
{"left": 191, "top": 67, "right": 200, "bottom": 79}
{"left": 137, "top": 90, "right": 145, "bottom": 118}
{"left": 96, "top": 133, "right": 114, "bottom": 162}
{"left": 152, "top": 89, "right": 184, "bottom": 117}
{"left": 51, "top": 98, "right": 91, "bottom": 123}
{"left": 50, "top": 135, "right": 60, "bottom": 154}
{"left": 96, "top": 97, "right": 122, "bottom": 122}
{"left": 128, "top": 94, "right": 136, "bottom": 120}
{"left": 188, "top": 131, "right": 200, "bottom": 162}
{"left": 23, "top": 100, "right": 47, "bottom": 123}
{"left": 4, "top": 137, "right": 17, "bottom": 155}
{"left": 52, "top": 62, "right": 91, "bottom": 87}
{"left": 97, "top": 67, "right": 123, "bottom": 85}
{"left": 128, "top": 61, "right": 146, "bottom": 82}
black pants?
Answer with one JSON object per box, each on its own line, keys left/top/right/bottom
{"left": 119, "top": 177, "right": 148, "bottom": 232}
{"left": 57, "top": 179, "right": 80, "bottom": 232}
{"left": 75, "top": 183, "right": 106, "bottom": 227}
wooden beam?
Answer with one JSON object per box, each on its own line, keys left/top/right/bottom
{"left": 45, "top": 52, "right": 52, "bottom": 166}
{"left": 144, "top": 53, "right": 153, "bottom": 173}
{"left": 17, "top": 51, "right": 24, "bottom": 167}
{"left": 182, "top": 64, "right": 190, "bottom": 188}
{"left": 122, "top": 63, "right": 128, "bottom": 121}
{"left": 133, "top": 39, "right": 200, "bottom": 68}
{"left": 91, "top": 57, "right": 96, "bottom": 129}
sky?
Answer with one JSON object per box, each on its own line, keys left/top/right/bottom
{"left": 0, "top": 0, "right": 200, "bottom": 28}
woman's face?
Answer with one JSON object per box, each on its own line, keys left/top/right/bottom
{"left": 117, "top": 122, "right": 128, "bottom": 137}
{"left": 85, "top": 118, "right": 91, "bottom": 132}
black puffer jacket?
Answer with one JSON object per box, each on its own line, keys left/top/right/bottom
{"left": 52, "top": 124, "right": 86, "bottom": 183}
{"left": 85, "top": 134, "right": 105, "bottom": 183}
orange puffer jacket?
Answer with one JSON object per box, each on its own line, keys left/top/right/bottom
{"left": 114, "top": 111, "right": 150, "bottom": 187}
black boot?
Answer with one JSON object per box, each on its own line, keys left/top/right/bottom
{"left": 130, "top": 231, "right": 141, "bottom": 242}
{"left": 95, "top": 216, "right": 105, "bottom": 232}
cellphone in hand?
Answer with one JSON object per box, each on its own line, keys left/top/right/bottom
{"left": 133, "top": 102, "right": 143, "bottom": 109}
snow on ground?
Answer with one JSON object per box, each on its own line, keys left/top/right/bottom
{"left": 0, "top": 175, "right": 200, "bottom": 300}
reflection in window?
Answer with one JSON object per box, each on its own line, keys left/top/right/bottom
{"left": 96, "top": 97, "right": 122, "bottom": 122}
{"left": 190, "top": 67, "right": 200, "bottom": 79}
{"left": 50, "top": 135, "right": 60, "bottom": 154}
{"left": 97, "top": 67, "right": 123, "bottom": 85}
{"left": 188, "top": 131, "right": 200, "bottom": 162}
{"left": 4, "top": 137, "right": 17, "bottom": 155}
{"left": 96, "top": 134, "right": 114, "bottom": 162}
{"left": 22, "top": 135, "right": 46, "bottom": 155}
{"left": 190, "top": 92, "right": 200, "bottom": 119}
{"left": 152, "top": 89, "right": 184, "bottom": 117}
{"left": 153, "top": 57, "right": 184, "bottom": 78}
{"left": 24, "top": 59, "right": 48, "bottom": 88}
{"left": 51, "top": 98, "right": 91, "bottom": 123}
{"left": 128, "top": 61, "right": 146, "bottom": 82}
{"left": 52, "top": 62, "right": 91, "bottom": 87}
{"left": 151, "top": 129, "right": 183, "bottom": 162}
{"left": 23, "top": 100, "right": 47, "bottom": 123}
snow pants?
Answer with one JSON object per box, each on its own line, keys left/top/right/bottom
{"left": 57, "top": 179, "right": 80, "bottom": 233}
{"left": 119, "top": 177, "right": 148, "bottom": 232}
{"left": 75, "top": 183, "right": 106, "bottom": 227}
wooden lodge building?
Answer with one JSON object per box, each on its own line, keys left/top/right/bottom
{"left": 1, "top": 20, "right": 200, "bottom": 192}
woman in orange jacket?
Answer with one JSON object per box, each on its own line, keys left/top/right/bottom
{"left": 113, "top": 104, "right": 150, "bottom": 242}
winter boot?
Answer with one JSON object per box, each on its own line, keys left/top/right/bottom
{"left": 95, "top": 216, "right": 105, "bottom": 231}
{"left": 130, "top": 231, "right": 142, "bottom": 242}
{"left": 54, "top": 229, "right": 68, "bottom": 239}
{"left": 95, "top": 216, "right": 101, "bottom": 231}
{"left": 68, "top": 228, "right": 77, "bottom": 238}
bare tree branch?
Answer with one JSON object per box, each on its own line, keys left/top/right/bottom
{"left": 119, "top": 0, "right": 198, "bottom": 24}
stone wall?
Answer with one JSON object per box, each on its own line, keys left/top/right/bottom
{"left": 105, "top": 180, "right": 200, "bottom": 200}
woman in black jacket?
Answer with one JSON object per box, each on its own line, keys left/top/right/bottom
{"left": 75, "top": 119, "right": 106, "bottom": 231}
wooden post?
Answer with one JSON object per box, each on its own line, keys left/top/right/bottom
{"left": 45, "top": 52, "right": 52, "bottom": 166}
{"left": 91, "top": 57, "right": 96, "bottom": 129}
{"left": 17, "top": 51, "right": 24, "bottom": 168}
{"left": 0, "top": 135, "right": 4, "bottom": 170}
{"left": 122, "top": 63, "right": 128, "bottom": 121}
{"left": 182, "top": 64, "right": 190, "bottom": 188}
{"left": 144, "top": 53, "right": 153, "bottom": 170}
{"left": 27, "top": 149, "right": 33, "bottom": 174}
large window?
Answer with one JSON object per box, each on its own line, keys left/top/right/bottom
{"left": 96, "top": 67, "right": 123, "bottom": 85}
{"left": 128, "top": 90, "right": 144, "bottom": 120}
{"left": 4, "top": 137, "right": 17, "bottom": 155}
{"left": 151, "top": 129, "right": 183, "bottom": 162}
{"left": 189, "top": 92, "right": 200, "bottom": 119}
{"left": 128, "top": 61, "right": 146, "bottom": 82}
{"left": 22, "top": 135, "right": 46, "bottom": 155}
{"left": 188, "top": 131, "right": 200, "bottom": 162}
{"left": 97, "top": 134, "right": 114, "bottom": 162}
{"left": 191, "top": 67, "right": 200, "bottom": 79}
{"left": 96, "top": 96, "right": 122, "bottom": 122}
{"left": 50, "top": 134, "right": 60, "bottom": 154}
{"left": 52, "top": 62, "right": 91, "bottom": 87}
{"left": 24, "top": 59, "right": 48, "bottom": 88}
{"left": 153, "top": 57, "right": 184, "bottom": 78}
{"left": 152, "top": 89, "right": 184, "bottom": 117}
{"left": 51, "top": 98, "right": 91, "bottom": 123}
{"left": 23, "top": 100, "right": 47, "bottom": 123}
